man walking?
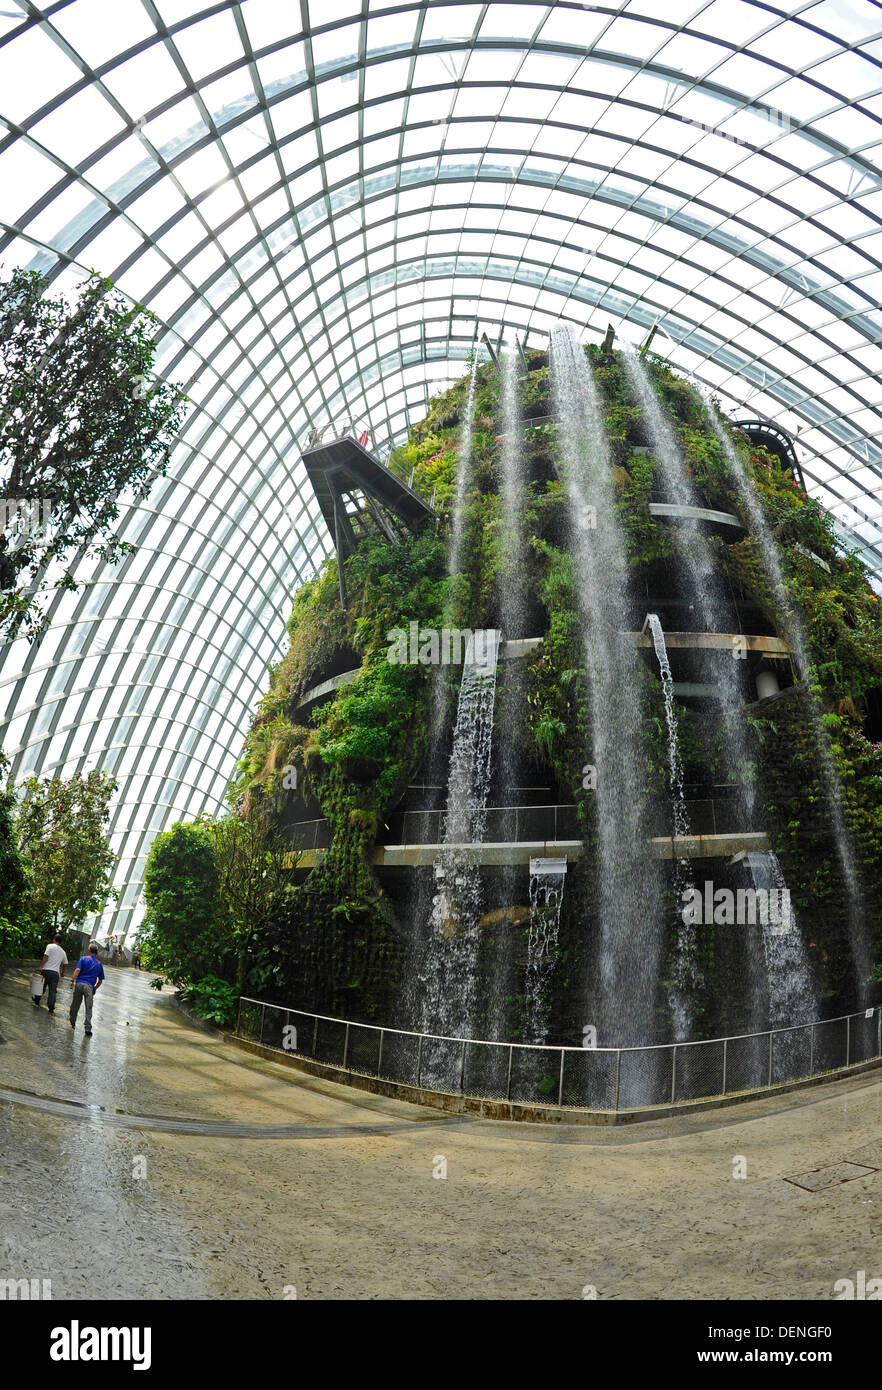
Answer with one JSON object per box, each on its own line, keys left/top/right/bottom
{"left": 69, "top": 943, "right": 105, "bottom": 1036}
{"left": 36, "top": 933, "right": 68, "bottom": 1013}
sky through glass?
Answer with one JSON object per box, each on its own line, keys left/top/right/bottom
{"left": 1, "top": 0, "right": 881, "bottom": 938}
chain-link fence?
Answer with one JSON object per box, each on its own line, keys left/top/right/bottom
{"left": 235, "top": 998, "right": 882, "bottom": 1112}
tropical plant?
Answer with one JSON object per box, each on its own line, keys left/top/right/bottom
{"left": 140, "top": 817, "right": 225, "bottom": 986}
{"left": 0, "top": 752, "right": 26, "bottom": 954}
{"left": 181, "top": 975, "right": 239, "bottom": 1027}
{"left": 14, "top": 770, "right": 117, "bottom": 938}
{"left": 0, "top": 268, "right": 187, "bottom": 641}
{"left": 211, "top": 812, "right": 297, "bottom": 992}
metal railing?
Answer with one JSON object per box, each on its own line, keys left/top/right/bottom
{"left": 290, "top": 799, "right": 747, "bottom": 850}
{"left": 234, "top": 998, "right": 882, "bottom": 1113}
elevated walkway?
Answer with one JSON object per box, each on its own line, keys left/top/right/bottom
{"left": 648, "top": 501, "right": 744, "bottom": 533}
{"left": 285, "top": 797, "right": 771, "bottom": 869}
{"left": 296, "top": 631, "right": 790, "bottom": 708}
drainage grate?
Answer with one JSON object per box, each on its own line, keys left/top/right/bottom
{"left": 784, "top": 1161, "right": 878, "bottom": 1193}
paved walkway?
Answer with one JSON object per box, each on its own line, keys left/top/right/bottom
{"left": 1, "top": 962, "right": 880, "bottom": 1299}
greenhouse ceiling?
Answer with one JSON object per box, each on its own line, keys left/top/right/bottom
{"left": 1, "top": 0, "right": 882, "bottom": 938}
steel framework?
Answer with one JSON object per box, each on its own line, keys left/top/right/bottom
{"left": 1, "top": 1, "right": 882, "bottom": 937}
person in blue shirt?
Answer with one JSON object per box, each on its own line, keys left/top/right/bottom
{"left": 68, "top": 943, "right": 106, "bottom": 1036}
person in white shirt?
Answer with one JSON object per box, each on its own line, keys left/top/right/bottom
{"left": 37, "top": 934, "right": 68, "bottom": 1014}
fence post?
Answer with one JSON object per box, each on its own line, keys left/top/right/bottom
{"left": 809, "top": 1022, "right": 814, "bottom": 1074}
{"left": 671, "top": 1045, "right": 677, "bottom": 1104}
{"left": 846, "top": 1014, "right": 850, "bottom": 1068}
{"left": 416, "top": 1033, "right": 423, "bottom": 1088}
{"left": 236, "top": 996, "right": 242, "bottom": 1036}
{"left": 721, "top": 1038, "right": 727, "bottom": 1096}
{"left": 343, "top": 1022, "right": 350, "bottom": 1069}
{"left": 259, "top": 1002, "right": 266, "bottom": 1046}
{"left": 557, "top": 1048, "right": 566, "bottom": 1108}
{"left": 878, "top": 1007, "right": 881, "bottom": 1060}
{"left": 767, "top": 1030, "right": 773, "bottom": 1086}
{"left": 459, "top": 1040, "right": 467, "bottom": 1092}
{"left": 377, "top": 1028, "right": 384, "bottom": 1077}
{"left": 506, "top": 1045, "right": 513, "bottom": 1100}
{"left": 614, "top": 1049, "right": 621, "bottom": 1112}
{"left": 312, "top": 1014, "right": 318, "bottom": 1058}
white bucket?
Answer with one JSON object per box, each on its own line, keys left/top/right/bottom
{"left": 30, "top": 973, "right": 45, "bottom": 1000}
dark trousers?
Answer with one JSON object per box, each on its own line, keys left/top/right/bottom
{"left": 69, "top": 982, "right": 95, "bottom": 1030}
{"left": 40, "top": 969, "right": 59, "bottom": 1010}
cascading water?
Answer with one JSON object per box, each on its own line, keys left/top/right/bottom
{"left": 551, "top": 325, "right": 666, "bottom": 1048}
{"left": 496, "top": 347, "right": 529, "bottom": 818}
{"left": 498, "top": 348, "right": 529, "bottom": 636}
{"left": 624, "top": 352, "right": 759, "bottom": 820}
{"left": 625, "top": 351, "right": 792, "bottom": 1032}
{"left": 646, "top": 615, "right": 691, "bottom": 843}
{"left": 525, "top": 858, "right": 567, "bottom": 1043}
{"left": 494, "top": 348, "right": 533, "bottom": 1038}
{"left": 704, "top": 403, "right": 866, "bottom": 994}
{"left": 430, "top": 350, "right": 480, "bottom": 735}
{"left": 448, "top": 351, "right": 480, "bottom": 584}
{"left": 400, "top": 353, "right": 483, "bottom": 1041}
{"left": 416, "top": 628, "right": 501, "bottom": 1040}
{"left": 646, "top": 613, "right": 701, "bottom": 1038}
{"left": 761, "top": 851, "right": 815, "bottom": 1028}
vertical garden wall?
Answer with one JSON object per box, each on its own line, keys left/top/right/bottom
{"left": 230, "top": 341, "right": 882, "bottom": 1043}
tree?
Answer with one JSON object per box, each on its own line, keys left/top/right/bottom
{"left": 15, "top": 770, "right": 117, "bottom": 937}
{"left": 141, "top": 817, "right": 226, "bottom": 985}
{"left": 0, "top": 268, "right": 187, "bottom": 641}
{"left": 0, "top": 752, "right": 26, "bottom": 957}
{"left": 212, "top": 812, "right": 297, "bottom": 993}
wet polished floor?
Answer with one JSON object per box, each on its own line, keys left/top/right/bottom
{"left": 1, "top": 962, "right": 880, "bottom": 1299}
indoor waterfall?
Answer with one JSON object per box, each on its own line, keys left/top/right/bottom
{"left": 525, "top": 857, "right": 567, "bottom": 1044}
{"left": 551, "top": 324, "right": 666, "bottom": 1048}
{"left": 416, "top": 628, "right": 501, "bottom": 1042}
{"left": 646, "top": 613, "right": 701, "bottom": 1038}
{"left": 706, "top": 403, "right": 867, "bottom": 994}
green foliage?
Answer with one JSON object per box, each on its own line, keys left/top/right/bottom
{"left": 141, "top": 811, "right": 297, "bottom": 996}
{"left": 140, "top": 817, "right": 224, "bottom": 986}
{"left": 0, "top": 754, "right": 26, "bottom": 950}
{"left": 226, "top": 337, "right": 882, "bottom": 1029}
{"left": 14, "top": 770, "right": 117, "bottom": 939}
{"left": 0, "top": 268, "right": 187, "bottom": 641}
{"left": 212, "top": 811, "right": 295, "bottom": 991}
{"left": 181, "top": 975, "right": 239, "bottom": 1027}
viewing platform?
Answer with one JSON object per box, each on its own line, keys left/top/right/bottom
{"left": 285, "top": 802, "right": 771, "bottom": 869}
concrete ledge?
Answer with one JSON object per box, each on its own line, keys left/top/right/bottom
{"left": 649, "top": 831, "right": 770, "bottom": 859}
{"left": 628, "top": 630, "right": 792, "bottom": 656}
{"left": 649, "top": 501, "right": 744, "bottom": 531}
{"left": 223, "top": 1032, "right": 882, "bottom": 1126}
{"left": 374, "top": 839, "right": 583, "bottom": 867}
{"left": 170, "top": 993, "right": 224, "bottom": 1037}
{"left": 297, "top": 669, "right": 362, "bottom": 707}
{"left": 292, "top": 832, "right": 773, "bottom": 870}
{"left": 296, "top": 637, "right": 545, "bottom": 707}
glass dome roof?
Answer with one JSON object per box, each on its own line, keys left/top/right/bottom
{"left": 2, "top": 0, "right": 882, "bottom": 939}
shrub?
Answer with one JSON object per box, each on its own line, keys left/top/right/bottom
{"left": 181, "top": 975, "right": 240, "bottom": 1028}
